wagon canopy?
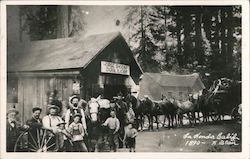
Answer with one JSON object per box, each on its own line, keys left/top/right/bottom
{"left": 138, "top": 72, "right": 205, "bottom": 101}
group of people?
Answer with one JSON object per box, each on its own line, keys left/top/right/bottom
{"left": 6, "top": 93, "right": 138, "bottom": 153}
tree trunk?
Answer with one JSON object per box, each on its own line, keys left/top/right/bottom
{"left": 195, "top": 7, "right": 203, "bottom": 65}
{"left": 220, "top": 8, "right": 227, "bottom": 66}
{"left": 176, "top": 10, "right": 183, "bottom": 67}
{"left": 183, "top": 8, "right": 192, "bottom": 67}
{"left": 57, "top": 6, "right": 69, "bottom": 38}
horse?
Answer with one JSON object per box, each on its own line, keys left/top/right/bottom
{"left": 158, "top": 96, "right": 178, "bottom": 129}
{"left": 139, "top": 96, "right": 161, "bottom": 131}
{"left": 197, "top": 90, "right": 211, "bottom": 123}
{"left": 189, "top": 93, "right": 203, "bottom": 124}
{"left": 172, "top": 97, "right": 196, "bottom": 127}
{"left": 87, "top": 97, "right": 111, "bottom": 152}
{"left": 124, "top": 94, "right": 144, "bottom": 130}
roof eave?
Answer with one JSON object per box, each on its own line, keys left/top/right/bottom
{"left": 81, "top": 32, "right": 121, "bottom": 70}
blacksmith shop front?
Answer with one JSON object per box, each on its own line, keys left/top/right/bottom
{"left": 7, "top": 32, "right": 143, "bottom": 123}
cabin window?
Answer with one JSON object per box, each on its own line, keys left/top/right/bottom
{"left": 7, "top": 77, "right": 18, "bottom": 103}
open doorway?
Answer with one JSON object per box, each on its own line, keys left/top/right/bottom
{"left": 104, "top": 84, "right": 128, "bottom": 100}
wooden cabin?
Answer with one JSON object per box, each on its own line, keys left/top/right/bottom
{"left": 7, "top": 32, "right": 143, "bottom": 123}
{"left": 138, "top": 72, "right": 205, "bottom": 101}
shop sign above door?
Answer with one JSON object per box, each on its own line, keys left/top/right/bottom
{"left": 101, "top": 61, "right": 130, "bottom": 75}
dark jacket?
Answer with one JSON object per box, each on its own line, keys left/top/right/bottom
{"left": 6, "top": 120, "right": 24, "bottom": 152}
{"left": 26, "top": 117, "right": 43, "bottom": 149}
{"left": 26, "top": 117, "right": 42, "bottom": 130}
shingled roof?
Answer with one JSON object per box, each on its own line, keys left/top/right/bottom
{"left": 8, "top": 32, "right": 131, "bottom": 72}
{"left": 138, "top": 72, "right": 205, "bottom": 100}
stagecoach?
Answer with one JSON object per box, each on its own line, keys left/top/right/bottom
{"left": 205, "top": 78, "right": 241, "bottom": 122}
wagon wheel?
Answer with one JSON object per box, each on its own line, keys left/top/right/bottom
{"left": 231, "top": 107, "right": 240, "bottom": 120}
{"left": 14, "top": 128, "right": 58, "bottom": 152}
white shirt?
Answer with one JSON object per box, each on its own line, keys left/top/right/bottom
{"left": 42, "top": 115, "right": 63, "bottom": 130}
{"left": 64, "top": 107, "right": 87, "bottom": 130}
{"left": 103, "top": 117, "right": 120, "bottom": 132}
{"left": 8, "top": 119, "right": 15, "bottom": 128}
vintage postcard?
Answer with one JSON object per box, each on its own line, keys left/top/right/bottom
{"left": 0, "top": 0, "right": 249, "bottom": 159}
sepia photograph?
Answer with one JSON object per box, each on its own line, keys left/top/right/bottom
{"left": 1, "top": 0, "right": 249, "bottom": 158}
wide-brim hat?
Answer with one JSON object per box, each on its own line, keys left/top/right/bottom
{"left": 57, "top": 121, "right": 66, "bottom": 126}
{"left": 7, "top": 108, "right": 19, "bottom": 115}
{"left": 73, "top": 113, "right": 82, "bottom": 118}
{"left": 48, "top": 104, "right": 60, "bottom": 111}
{"left": 32, "top": 106, "right": 42, "bottom": 112}
{"left": 70, "top": 95, "right": 80, "bottom": 104}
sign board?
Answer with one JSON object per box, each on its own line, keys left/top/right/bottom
{"left": 101, "top": 61, "right": 130, "bottom": 75}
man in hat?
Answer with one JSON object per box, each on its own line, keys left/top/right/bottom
{"left": 114, "top": 94, "right": 128, "bottom": 140}
{"left": 65, "top": 95, "right": 87, "bottom": 135}
{"left": 42, "top": 105, "right": 63, "bottom": 133}
{"left": 115, "top": 94, "right": 128, "bottom": 111}
{"left": 26, "top": 107, "right": 42, "bottom": 130}
{"left": 6, "top": 108, "right": 29, "bottom": 152}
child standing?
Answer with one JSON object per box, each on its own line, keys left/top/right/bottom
{"left": 102, "top": 111, "right": 120, "bottom": 152}
{"left": 56, "top": 121, "right": 72, "bottom": 152}
{"left": 68, "top": 113, "right": 88, "bottom": 152}
{"left": 123, "top": 123, "right": 138, "bottom": 152}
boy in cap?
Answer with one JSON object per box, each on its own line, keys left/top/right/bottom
{"left": 68, "top": 113, "right": 88, "bottom": 152}
{"left": 102, "top": 110, "right": 120, "bottom": 152}
{"left": 123, "top": 123, "right": 138, "bottom": 152}
{"left": 6, "top": 108, "right": 29, "bottom": 152}
{"left": 56, "top": 121, "right": 72, "bottom": 152}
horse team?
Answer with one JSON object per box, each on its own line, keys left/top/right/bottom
{"left": 128, "top": 78, "right": 241, "bottom": 131}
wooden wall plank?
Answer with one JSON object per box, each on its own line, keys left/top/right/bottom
{"left": 56, "top": 78, "right": 63, "bottom": 101}
{"left": 17, "top": 78, "right": 24, "bottom": 124}
{"left": 16, "top": 76, "right": 79, "bottom": 122}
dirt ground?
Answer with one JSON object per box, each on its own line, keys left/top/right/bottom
{"left": 119, "top": 121, "right": 241, "bottom": 152}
